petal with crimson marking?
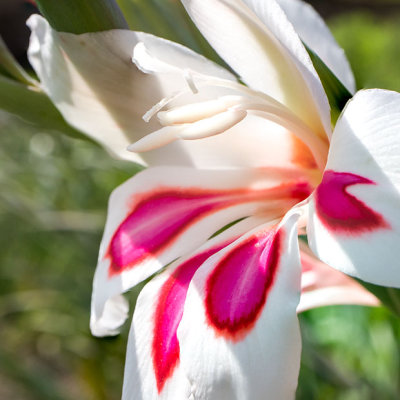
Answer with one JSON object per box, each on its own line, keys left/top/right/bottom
{"left": 177, "top": 210, "right": 302, "bottom": 400}
{"left": 308, "top": 89, "right": 400, "bottom": 287}
{"left": 122, "top": 217, "right": 263, "bottom": 400}
{"left": 91, "top": 167, "right": 312, "bottom": 336}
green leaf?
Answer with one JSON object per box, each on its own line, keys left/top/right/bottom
{"left": 35, "top": 0, "right": 128, "bottom": 33}
{"left": 357, "top": 279, "right": 400, "bottom": 318}
{"left": 0, "top": 36, "right": 35, "bottom": 85}
{"left": 116, "top": 0, "right": 226, "bottom": 66}
{"left": 305, "top": 45, "right": 353, "bottom": 124}
{"left": 0, "top": 75, "right": 87, "bottom": 140}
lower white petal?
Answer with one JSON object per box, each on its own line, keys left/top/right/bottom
{"left": 91, "top": 167, "right": 310, "bottom": 336}
{"left": 177, "top": 210, "right": 302, "bottom": 400}
{"left": 122, "top": 217, "right": 263, "bottom": 400}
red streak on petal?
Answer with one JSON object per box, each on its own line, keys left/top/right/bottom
{"left": 315, "top": 170, "right": 389, "bottom": 234}
{"left": 152, "top": 243, "right": 231, "bottom": 393}
{"left": 205, "top": 228, "right": 283, "bottom": 341}
{"left": 106, "top": 182, "right": 311, "bottom": 276}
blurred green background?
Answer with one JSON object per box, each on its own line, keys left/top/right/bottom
{"left": 0, "top": 1, "right": 400, "bottom": 399}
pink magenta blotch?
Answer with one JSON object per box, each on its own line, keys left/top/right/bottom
{"left": 152, "top": 243, "right": 231, "bottom": 393}
{"left": 205, "top": 228, "right": 283, "bottom": 341}
{"left": 315, "top": 170, "right": 389, "bottom": 234}
{"left": 106, "top": 182, "right": 311, "bottom": 276}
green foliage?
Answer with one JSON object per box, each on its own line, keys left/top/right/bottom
{"left": 0, "top": 37, "right": 35, "bottom": 85}
{"left": 1, "top": 2, "right": 400, "bottom": 400}
{"left": 35, "top": 0, "right": 128, "bottom": 33}
{"left": 116, "top": 0, "right": 227, "bottom": 69}
{"left": 0, "top": 112, "right": 141, "bottom": 399}
{"left": 331, "top": 13, "right": 400, "bottom": 92}
{"left": 304, "top": 45, "right": 352, "bottom": 124}
{"left": 298, "top": 307, "right": 400, "bottom": 399}
{"left": 356, "top": 281, "right": 400, "bottom": 318}
{"left": 0, "top": 76, "right": 86, "bottom": 140}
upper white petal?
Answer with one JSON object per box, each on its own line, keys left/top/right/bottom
{"left": 181, "top": 0, "right": 332, "bottom": 138}
{"left": 132, "top": 33, "right": 236, "bottom": 80}
{"left": 28, "top": 14, "right": 315, "bottom": 170}
{"left": 27, "top": 15, "right": 237, "bottom": 167}
{"left": 275, "top": 0, "right": 355, "bottom": 93}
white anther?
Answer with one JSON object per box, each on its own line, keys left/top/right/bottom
{"left": 157, "top": 95, "right": 248, "bottom": 126}
{"left": 177, "top": 109, "right": 247, "bottom": 140}
{"left": 127, "top": 127, "right": 177, "bottom": 153}
{"left": 158, "top": 99, "right": 224, "bottom": 126}
{"left": 128, "top": 109, "right": 247, "bottom": 153}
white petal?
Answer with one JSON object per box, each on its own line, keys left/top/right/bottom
{"left": 27, "top": 15, "right": 146, "bottom": 163}
{"left": 28, "top": 15, "right": 319, "bottom": 170}
{"left": 153, "top": 113, "right": 322, "bottom": 170}
{"left": 90, "top": 294, "right": 129, "bottom": 337}
{"left": 308, "top": 89, "right": 400, "bottom": 287}
{"left": 27, "top": 15, "right": 236, "bottom": 166}
{"left": 91, "top": 166, "right": 310, "bottom": 336}
{"left": 297, "top": 244, "right": 379, "bottom": 313}
{"left": 181, "top": 0, "right": 331, "bottom": 137}
{"left": 275, "top": 0, "right": 355, "bottom": 93}
{"left": 122, "top": 218, "right": 263, "bottom": 400}
{"left": 131, "top": 33, "right": 235, "bottom": 80}
{"left": 177, "top": 211, "right": 302, "bottom": 400}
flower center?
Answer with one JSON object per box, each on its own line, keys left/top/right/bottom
{"left": 128, "top": 78, "right": 329, "bottom": 171}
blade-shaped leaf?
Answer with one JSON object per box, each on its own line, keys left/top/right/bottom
{"left": 305, "top": 44, "right": 352, "bottom": 124}
{"left": 0, "top": 36, "right": 36, "bottom": 85}
{"left": 116, "top": 0, "right": 225, "bottom": 66}
{"left": 0, "top": 75, "right": 87, "bottom": 140}
{"left": 35, "top": 0, "right": 128, "bottom": 33}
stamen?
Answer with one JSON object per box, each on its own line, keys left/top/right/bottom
{"left": 177, "top": 109, "right": 247, "bottom": 140}
{"left": 232, "top": 102, "right": 329, "bottom": 171}
{"left": 128, "top": 109, "right": 247, "bottom": 152}
{"left": 142, "top": 92, "right": 180, "bottom": 123}
{"left": 138, "top": 73, "right": 329, "bottom": 170}
{"left": 157, "top": 96, "right": 246, "bottom": 126}
{"left": 127, "top": 127, "right": 177, "bottom": 153}
{"left": 184, "top": 70, "right": 198, "bottom": 94}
